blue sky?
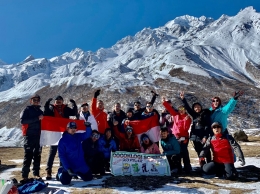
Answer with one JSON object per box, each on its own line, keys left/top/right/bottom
{"left": 1, "top": 0, "right": 260, "bottom": 64}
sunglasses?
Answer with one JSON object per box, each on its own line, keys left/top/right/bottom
{"left": 146, "top": 105, "right": 153, "bottom": 108}
{"left": 142, "top": 137, "right": 149, "bottom": 141}
{"left": 212, "top": 125, "right": 221, "bottom": 129}
{"left": 32, "top": 99, "right": 40, "bottom": 102}
{"left": 82, "top": 106, "right": 88, "bottom": 108}
{"left": 92, "top": 134, "right": 100, "bottom": 139}
{"left": 69, "top": 127, "right": 77, "bottom": 130}
{"left": 134, "top": 104, "right": 140, "bottom": 106}
{"left": 212, "top": 99, "right": 219, "bottom": 102}
{"left": 127, "top": 129, "right": 133, "bottom": 132}
{"left": 178, "top": 107, "right": 185, "bottom": 111}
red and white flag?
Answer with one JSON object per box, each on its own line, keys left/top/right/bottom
{"left": 129, "top": 114, "right": 161, "bottom": 143}
{"left": 40, "top": 116, "right": 86, "bottom": 146}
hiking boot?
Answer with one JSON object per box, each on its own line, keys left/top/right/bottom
{"left": 46, "top": 169, "right": 52, "bottom": 180}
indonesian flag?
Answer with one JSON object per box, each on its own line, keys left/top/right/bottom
{"left": 129, "top": 114, "right": 160, "bottom": 142}
{"left": 40, "top": 116, "right": 86, "bottom": 146}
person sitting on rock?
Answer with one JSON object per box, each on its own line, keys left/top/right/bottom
{"left": 57, "top": 121, "right": 92, "bottom": 185}
{"left": 199, "top": 122, "right": 245, "bottom": 180}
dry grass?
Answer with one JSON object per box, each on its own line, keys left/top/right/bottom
{"left": 1, "top": 136, "right": 260, "bottom": 193}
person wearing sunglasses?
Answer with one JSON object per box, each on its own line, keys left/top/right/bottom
{"left": 199, "top": 122, "right": 245, "bottom": 180}
{"left": 132, "top": 90, "right": 158, "bottom": 120}
{"left": 140, "top": 134, "right": 160, "bottom": 154}
{"left": 82, "top": 130, "right": 106, "bottom": 177}
{"left": 162, "top": 96, "right": 192, "bottom": 174}
{"left": 113, "top": 125, "right": 140, "bottom": 152}
{"left": 209, "top": 91, "right": 243, "bottom": 135}
{"left": 57, "top": 122, "right": 93, "bottom": 185}
{"left": 43, "top": 95, "right": 78, "bottom": 180}
{"left": 20, "top": 94, "right": 43, "bottom": 182}
{"left": 180, "top": 91, "right": 212, "bottom": 164}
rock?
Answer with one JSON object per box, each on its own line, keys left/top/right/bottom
{"left": 233, "top": 130, "right": 248, "bottom": 142}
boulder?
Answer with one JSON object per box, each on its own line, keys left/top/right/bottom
{"left": 233, "top": 130, "right": 248, "bottom": 142}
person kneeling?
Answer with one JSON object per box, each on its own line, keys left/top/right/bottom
{"left": 57, "top": 122, "right": 92, "bottom": 185}
{"left": 160, "top": 127, "right": 182, "bottom": 174}
{"left": 140, "top": 134, "right": 160, "bottom": 154}
{"left": 82, "top": 130, "right": 106, "bottom": 176}
{"left": 199, "top": 122, "right": 245, "bottom": 180}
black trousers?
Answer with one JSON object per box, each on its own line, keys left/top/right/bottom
{"left": 193, "top": 141, "right": 211, "bottom": 163}
{"left": 179, "top": 141, "right": 192, "bottom": 172}
{"left": 202, "top": 161, "right": 238, "bottom": 180}
{"left": 46, "top": 145, "right": 60, "bottom": 171}
{"left": 166, "top": 154, "right": 182, "bottom": 172}
{"left": 86, "top": 152, "right": 105, "bottom": 175}
{"left": 22, "top": 136, "right": 42, "bottom": 178}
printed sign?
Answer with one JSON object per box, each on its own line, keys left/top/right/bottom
{"left": 110, "top": 151, "right": 171, "bottom": 176}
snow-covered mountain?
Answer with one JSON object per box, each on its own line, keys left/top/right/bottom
{"left": 0, "top": 6, "right": 260, "bottom": 102}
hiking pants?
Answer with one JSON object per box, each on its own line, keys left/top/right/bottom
{"left": 22, "top": 136, "right": 42, "bottom": 178}
{"left": 179, "top": 141, "right": 192, "bottom": 172}
{"left": 57, "top": 167, "right": 93, "bottom": 185}
{"left": 203, "top": 161, "right": 237, "bottom": 180}
{"left": 166, "top": 154, "right": 182, "bottom": 172}
{"left": 193, "top": 141, "right": 212, "bottom": 163}
{"left": 46, "top": 145, "right": 60, "bottom": 171}
{"left": 86, "top": 152, "right": 105, "bottom": 175}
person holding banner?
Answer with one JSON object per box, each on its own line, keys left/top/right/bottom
{"left": 20, "top": 94, "right": 43, "bottom": 182}
{"left": 77, "top": 102, "right": 98, "bottom": 130}
{"left": 44, "top": 95, "right": 78, "bottom": 180}
{"left": 160, "top": 127, "right": 182, "bottom": 174}
{"left": 162, "top": 96, "right": 192, "bottom": 174}
{"left": 140, "top": 134, "right": 160, "bottom": 154}
{"left": 57, "top": 121, "right": 92, "bottom": 185}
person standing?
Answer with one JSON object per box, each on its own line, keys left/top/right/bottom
{"left": 20, "top": 94, "right": 43, "bottom": 181}
{"left": 91, "top": 90, "right": 109, "bottom": 134}
{"left": 77, "top": 103, "right": 98, "bottom": 130}
{"left": 44, "top": 95, "right": 78, "bottom": 180}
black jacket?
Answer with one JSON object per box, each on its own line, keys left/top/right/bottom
{"left": 43, "top": 101, "right": 77, "bottom": 118}
{"left": 20, "top": 105, "right": 43, "bottom": 136}
{"left": 108, "top": 110, "right": 126, "bottom": 133}
{"left": 182, "top": 98, "right": 213, "bottom": 142}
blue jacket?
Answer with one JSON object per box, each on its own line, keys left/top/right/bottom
{"left": 160, "top": 135, "right": 180, "bottom": 156}
{"left": 58, "top": 127, "right": 91, "bottom": 174}
{"left": 99, "top": 135, "right": 117, "bottom": 159}
{"left": 209, "top": 98, "right": 237, "bottom": 132}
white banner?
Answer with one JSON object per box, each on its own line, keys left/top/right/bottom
{"left": 110, "top": 151, "right": 171, "bottom": 176}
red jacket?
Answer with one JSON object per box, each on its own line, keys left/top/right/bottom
{"left": 91, "top": 98, "right": 109, "bottom": 134}
{"left": 113, "top": 126, "right": 140, "bottom": 152}
{"left": 163, "top": 101, "right": 192, "bottom": 139}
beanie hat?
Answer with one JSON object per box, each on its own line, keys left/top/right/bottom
{"left": 67, "top": 121, "right": 77, "bottom": 129}
{"left": 81, "top": 103, "right": 88, "bottom": 107}
{"left": 55, "top": 95, "right": 63, "bottom": 101}
{"left": 192, "top": 102, "right": 202, "bottom": 110}
{"left": 211, "top": 122, "right": 222, "bottom": 129}
{"left": 31, "top": 94, "right": 41, "bottom": 100}
{"left": 126, "top": 108, "right": 134, "bottom": 113}
{"left": 125, "top": 125, "right": 133, "bottom": 132}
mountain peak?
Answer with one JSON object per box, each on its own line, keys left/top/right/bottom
{"left": 0, "top": 59, "right": 7, "bottom": 66}
{"left": 23, "top": 55, "right": 35, "bottom": 63}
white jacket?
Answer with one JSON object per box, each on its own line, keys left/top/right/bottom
{"left": 79, "top": 111, "right": 98, "bottom": 131}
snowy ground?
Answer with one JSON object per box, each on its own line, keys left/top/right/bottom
{"left": 1, "top": 157, "right": 260, "bottom": 194}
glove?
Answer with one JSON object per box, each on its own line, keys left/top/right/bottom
{"left": 67, "top": 169, "right": 77, "bottom": 177}
{"left": 233, "top": 91, "right": 243, "bottom": 100}
{"left": 47, "top": 98, "right": 53, "bottom": 102}
{"left": 151, "top": 90, "right": 159, "bottom": 97}
{"left": 238, "top": 157, "right": 245, "bottom": 166}
{"left": 84, "top": 122, "right": 91, "bottom": 127}
{"left": 69, "top": 99, "right": 76, "bottom": 105}
{"left": 199, "top": 157, "right": 206, "bottom": 167}
{"left": 94, "top": 90, "right": 100, "bottom": 98}
{"left": 45, "top": 98, "right": 53, "bottom": 106}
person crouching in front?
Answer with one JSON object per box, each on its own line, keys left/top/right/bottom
{"left": 57, "top": 122, "right": 92, "bottom": 185}
{"left": 199, "top": 122, "right": 245, "bottom": 180}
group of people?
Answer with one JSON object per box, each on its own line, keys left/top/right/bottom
{"left": 20, "top": 89, "right": 246, "bottom": 185}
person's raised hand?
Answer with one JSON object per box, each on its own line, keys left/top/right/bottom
{"left": 233, "top": 91, "right": 244, "bottom": 100}
{"left": 180, "top": 91, "right": 185, "bottom": 100}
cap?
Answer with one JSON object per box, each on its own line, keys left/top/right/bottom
{"left": 211, "top": 122, "right": 222, "bottom": 128}
{"left": 55, "top": 96, "right": 63, "bottom": 101}
{"left": 31, "top": 94, "right": 41, "bottom": 100}
{"left": 81, "top": 103, "right": 88, "bottom": 107}
{"left": 67, "top": 122, "right": 77, "bottom": 129}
